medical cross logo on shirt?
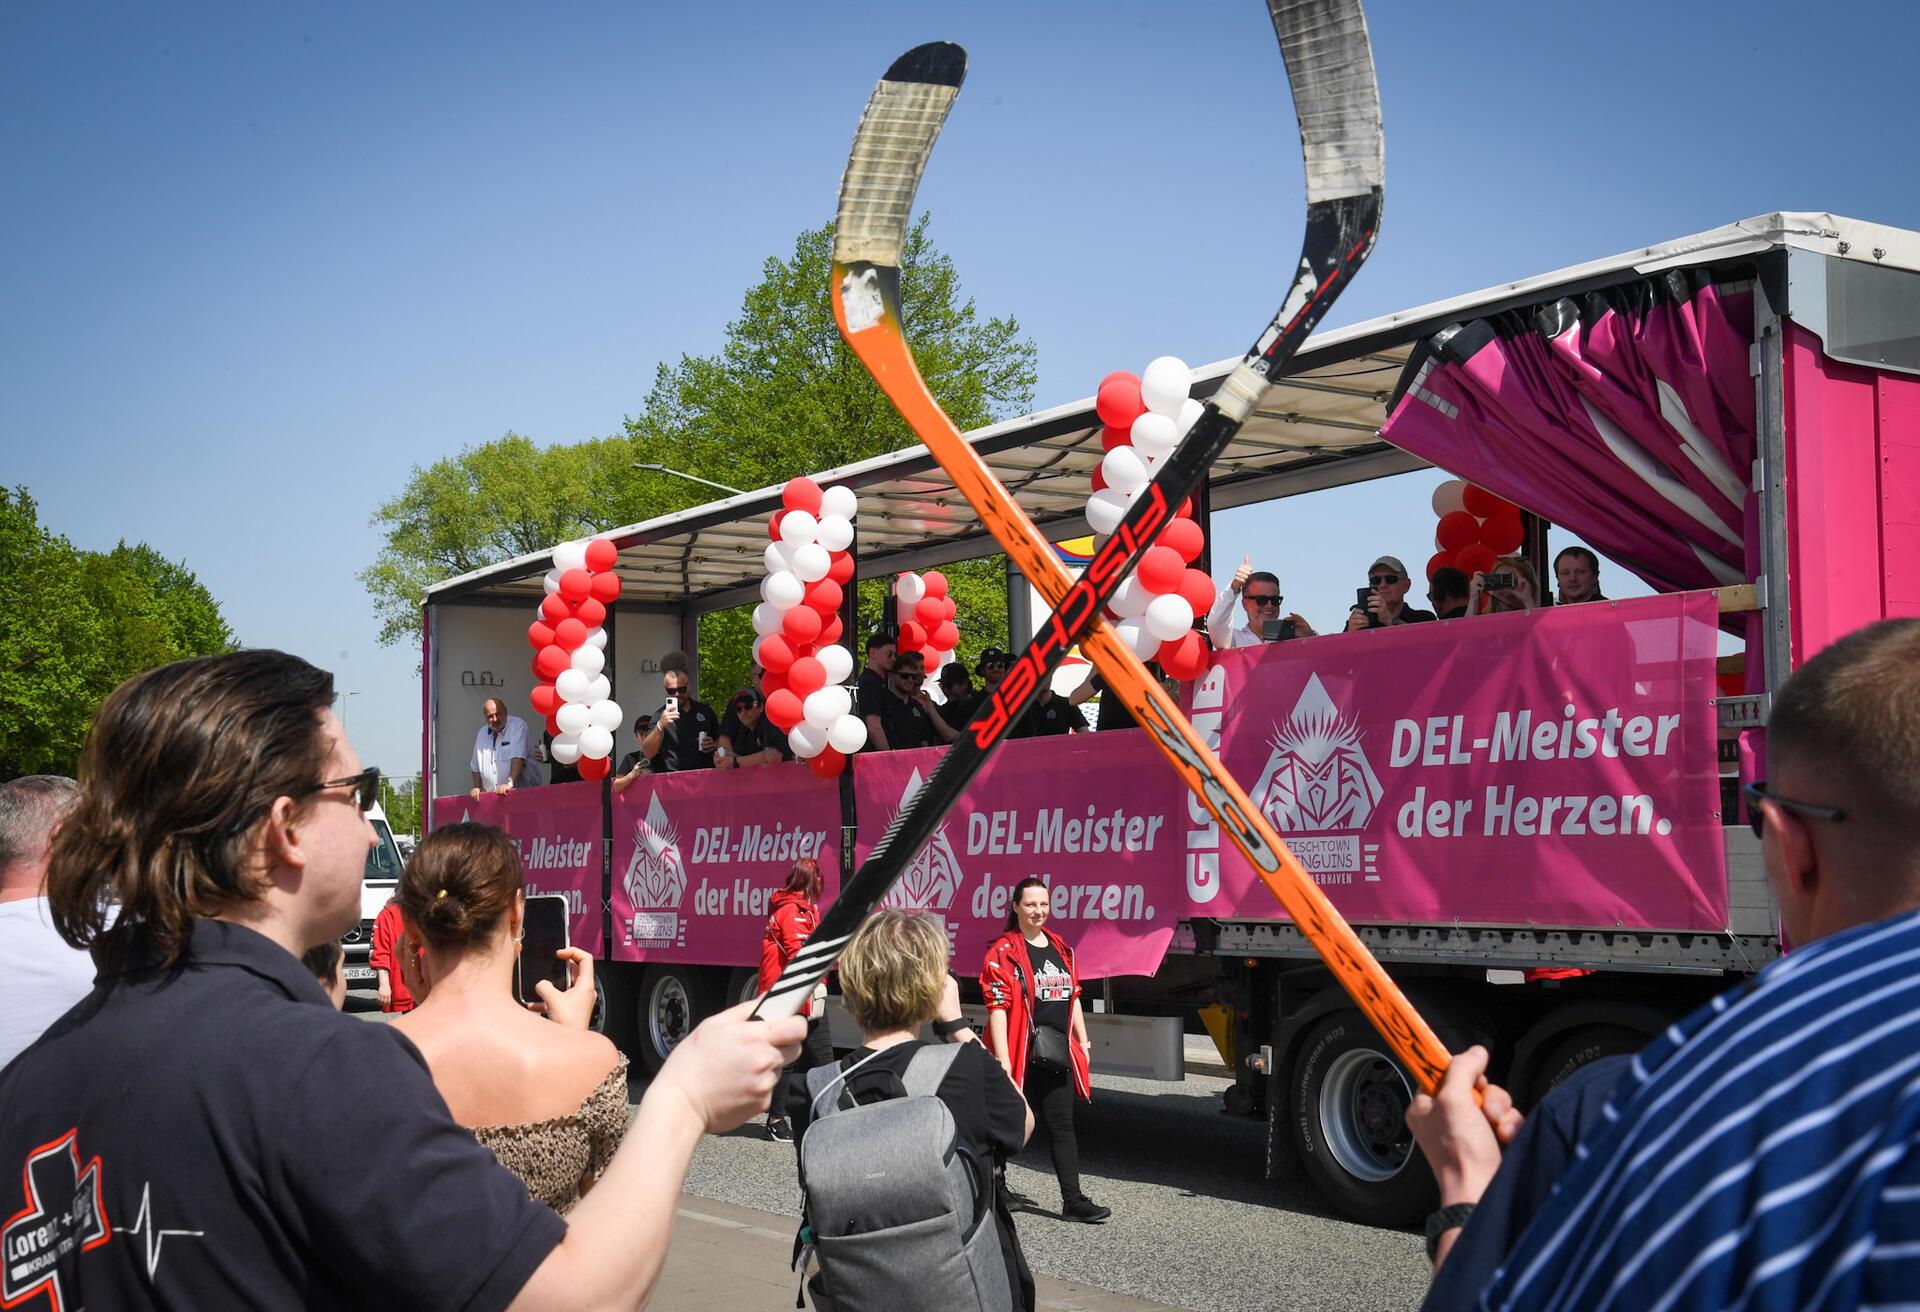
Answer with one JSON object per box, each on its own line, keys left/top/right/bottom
{"left": 2, "top": 1129, "right": 111, "bottom": 1311}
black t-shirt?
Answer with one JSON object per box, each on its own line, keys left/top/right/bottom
{"left": 650, "top": 697, "right": 720, "bottom": 772}
{"left": 859, "top": 671, "right": 934, "bottom": 752}
{"left": 0, "top": 920, "right": 564, "bottom": 1309}
{"left": 1011, "top": 690, "right": 1084, "bottom": 739}
{"left": 617, "top": 749, "right": 649, "bottom": 777}
{"left": 1350, "top": 603, "right": 1438, "bottom": 627}
{"left": 718, "top": 708, "right": 792, "bottom": 763}
{"left": 1025, "top": 940, "right": 1075, "bottom": 1036}
{"left": 855, "top": 668, "right": 891, "bottom": 751}
{"left": 940, "top": 690, "right": 978, "bottom": 729}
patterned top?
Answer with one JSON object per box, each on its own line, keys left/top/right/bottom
{"left": 469, "top": 1058, "right": 631, "bottom": 1214}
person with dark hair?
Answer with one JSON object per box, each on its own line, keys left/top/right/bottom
{"left": 857, "top": 630, "right": 897, "bottom": 751}
{"left": 715, "top": 686, "right": 785, "bottom": 770}
{"left": 937, "top": 661, "right": 978, "bottom": 725}
{"left": 612, "top": 713, "right": 655, "bottom": 796}
{"left": 1427, "top": 566, "right": 1472, "bottom": 620}
{"left": 0, "top": 774, "right": 86, "bottom": 1068}
{"left": 1208, "top": 557, "right": 1315, "bottom": 647}
{"left": 0, "top": 649, "right": 803, "bottom": 1308}
{"left": 640, "top": 651, "right": 720, "bottom": 773}
{"left": 302, "top": 939, "right": 347, "bottom": 1011}
{"left": 1410, "top": 619, "right": 1920, "bottom": 1309}
{"left": 758, "top": 857, "right": 833, "bottom": 1142}
{"left": 981, "top": 877, "right": 1110, "bottom": 1224}
{"left": 1553, "top": 545, "right": 1607, "bottom": 605}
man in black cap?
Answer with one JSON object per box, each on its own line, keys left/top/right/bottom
{"left": 937, "top": 661, "right": 978, "bottom": 727}
{"left": 977, "top": 645, "right": 1084, "bottom": 739}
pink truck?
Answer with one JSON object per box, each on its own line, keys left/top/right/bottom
{"left": 420, "top": 212, "right": 1916, "bottom": 1223}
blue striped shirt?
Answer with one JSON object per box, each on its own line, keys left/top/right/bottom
{"left": 1475, "top": 906, "right": 1920, "bottom": 1312}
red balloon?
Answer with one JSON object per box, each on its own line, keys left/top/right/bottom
{"left": 1090, "top": 466, "right": 1108, "bottom": 492}
{"left": 782, "top": 605, "right": 822, "bottom": 645}
{"left": 828, "top": 550, "right": 855, "bottom": 585}
{"left": 558, "top": 569, "right": 592, "bottom": 602}
{"left": 1177, "top": 568, "right": 1215, "bottom": 616}
{"left": 553, "top": 618, "right": 588, "bottom": 651}
{"left": 577, "top": 755, "right": 611, "bottom": 782}
{"left": 915, "top": 595, "right": 944, "bottom": 625}
{"left": 1175, "top": 497, "right": 1194, "bottom": 520}
{"left": 527, "top": 621, "right": 555, "bottom": 651}
{"left": 762, "top": 667, "right": 790, "bottom": 696}
{"left": 808, "top": 746, "right": 846, "bottom": 779}
{"left": 1462, "top": 485, "right": 1515, "bottom": 519}
{"left": 941, "top": 596, "right": 958, "bottom": 621}
{"left": 530, "top": 683, "right": 560, "bottom": 717}
{"left": 1099, "top": 425, "right": 1134, "bottom": 452}
{"left": 589, "top": 571, "right": 622, "bottom": 604}
{"left": 584, "top": 538, "right": 617, "bottom": 573}
{"left": 540, "top": 593, "right": 572, "bottom": 624}
{"left": 931, "top": 620, "right": 959, "bottom": 650}
{"left": 758, "top": 633, "right": 796, "bottom": 673}
{"left": 765, "top": 689, "right": 805, "bottom": 732}
{"left": 782, "top": 477, "right": 824, "bottom": 515}
{"left": 1456, "top": 544, "right": 1499, "bottom": 578}
{"left": 768, "top": 510, "right": 786, "bottom": 541}
{"left": 898, "top": 620, "right": 927, "bottom": 652}
{"left": 806, "top": 578, "right": 843, "bottom": 614}
{"left": 819, "top": 616, "right": 844, "bottom": 647}
{"left": 1158, "top": 518, "right": 1204, "bottom": 565}
{"left": 545, "top": 713, "right": 563, "bottom": 737}
{"left": 922, "top": 570, "right": 949, "bottom": 599}
{"left": 534, "top": 645, "right": 570, "bottom": 680}
{"left": 573, "top": 597, "right": 607, "bottom": 629}
{"left": 1137, "top": 545, "right": 1185, "bottom": 595}
{"left": 1095, "top": 373, "right": 1145, "bottom": 431}
{"left": 1480, "top": 511, "right": 1525, "bottom": 555}
{"left": 788, "top": 657, "right": 827, "bottom": 698}
{"left": 1158, "top": 630, "right": 1210, "bottom": 681}
{"left": 1426, "top": 550, "right": 1456, "bottom": 581}
{"left": 1436, "top": 510, "right": 1481, "bottom": 553}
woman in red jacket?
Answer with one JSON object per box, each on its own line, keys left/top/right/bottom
{"left": 757, "top": 856, "right": 834, "bottom": 1142}
{"left": 982, "top": 877, "right": 1111, "bottom": 1223}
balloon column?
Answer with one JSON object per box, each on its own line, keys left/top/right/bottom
{"left": 752, "top": 477, "right": 865, "bottom": 778}
{"left": 1087, "top": 356, "right": 1214, "bottom": 682}
{"left": 1426, "top": 480, "right": 1524, "bottom": 582}
{"left": 893, "top": 570, "right": 959, "bottom": 673}
{"left": 527, "top": 538, "right": 623, "bottom": 782}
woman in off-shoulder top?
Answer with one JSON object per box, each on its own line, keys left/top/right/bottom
{"left": 392, "top": 823, "right": 629, "bottom": 1213}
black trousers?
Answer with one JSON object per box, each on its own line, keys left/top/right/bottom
{"left": 1023, "top": 1062, "right": 1082, "bottom": 1205}
{"left": 780, "top": 1014, "right": 837, "bottom": 1130}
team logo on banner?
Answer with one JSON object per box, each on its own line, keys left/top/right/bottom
{"left": 1251, "top": 674, "right": 1382, "bottom": 883}
{"left": 879, "top": 770, "right": 966, "bottom": 917}
{"left": 624, "top": 793, "right": 688, "bottom": 947}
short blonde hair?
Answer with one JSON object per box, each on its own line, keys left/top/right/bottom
{"left": 840, "top": 910, "right": 947, "bottom": 1033}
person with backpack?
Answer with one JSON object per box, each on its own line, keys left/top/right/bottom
{"left": 981, "top": 877, "right": 1111, "bottom": 1223}
{"left": 794, "top": 910, "right": 1035, "bottom": 1312}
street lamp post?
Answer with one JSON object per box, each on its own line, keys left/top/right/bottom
{"left": 339, "top": 691, "right": 361, "bottom": 735}
{"left": 630, "top": 463, "right": 745, "bottom": 497}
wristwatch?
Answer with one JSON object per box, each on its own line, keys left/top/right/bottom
{"left": 1425, "top": 1203, "right": 1477, "bottom": 1262}
{"left": 932, "top": 1017, "right": 973, "bottom": 1041}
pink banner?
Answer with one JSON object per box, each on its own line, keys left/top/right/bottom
{"left": 609, "top": 763, "right": 844, "bottom": 965}
{"left": 851, "top": 736, "right": 1185, "bottom": 980}
{"left": 429, "top": 781, "right": 606, "bottom": 957}
{"left": 1194, "top": 592, "right": 1727, "bottom": 930}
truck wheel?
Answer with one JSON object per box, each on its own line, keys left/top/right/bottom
{"left": 726, "top": 967, "right": 762, "bottom": 1010}
{"left": 638, "top": 965, "right": 714, "bottom": 1076}
{"left": 1293, "top": 1011, "right": 1436, "bottom": 1226}
{"left": 1527, "top": 1024, "right": 1647, "bottom": 1106}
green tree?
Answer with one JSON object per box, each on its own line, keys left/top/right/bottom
{"left": 0, "top": 487, "right": 237, "bottom": 779}
{"left": 379, "top": 773, "right": 423, "bottom": 837}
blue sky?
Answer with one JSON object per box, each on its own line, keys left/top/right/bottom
{"left": 5, "top": 0, "right": 1916, "bottom": 786}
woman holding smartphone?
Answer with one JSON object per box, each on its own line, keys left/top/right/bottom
{"left": 982, "top": 877, "right": 1111, "bottom": 1224}
{"left": 393, "top": 823, "right": 628, "bottom": 1213}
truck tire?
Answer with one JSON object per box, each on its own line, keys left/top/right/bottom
{"left": 1526, "top": 1024, "right": 1647, "bottom": 1106}
{"left": 726, "top": 967, "right": 762, "bottom": 1010}
{"left": 1293, "top": 1011, "right": 1436, "bottom": 1226}
{"left": 638, "top": 965, "right": 715, "bottom": 1076}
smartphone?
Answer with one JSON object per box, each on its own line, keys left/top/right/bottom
{"left": 515, "top": 893, "right": 572, "bottom": 1006}
{"left": 665, "top": 695, "right": 680, "bottom": 715}
{"left": 1486, "top": 571, "right": 1517, "bottom": 590}
{"left": 1356, "top": 586, "right": 1381, "bottom": 628}
{"left": 1262, "top": 618, "right": 1298, "bottom": 642}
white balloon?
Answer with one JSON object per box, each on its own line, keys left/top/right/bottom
{"left": 585, "top": 674, "right": 611, "bottom": 704}
{"left": 788, "top": 721, "right": 828, "bottom": 759}
{"left": 765, "top": 571, "right": 804, "bottom": 610}
{"left": 793, "top": 542, "right": 831, "bottom": 583}
{"left": 1100, "top": 445, "right": 1150, "bottom": 495}
{"left": 550, "top": 733, "right": 582, "bottom": 765}
{"left": 816, "top": 514, "right": 854, "bottom": 552}
{"left": 804, "top": 685, "right": 850, "bottom": 730}
{"left": 779, "top": 509, "right": 819, "bottom": 546}
{"left": 827, "top": 713, "right": 868, "bottom": 755}
{"left": 556, "top": 669, "right": 591, "bottom": 703}
{"left": 587, "top": 627, "right": 608, "bottom": 650}
{"left": 1111, "top": 574, "right": 1150, "bottom": 618}
{"left": 579, "top": 726, "right": 614, "bottom": 760}
{"left": 1431, "top": 479, "right": 1469, "bottom": 516}
{"left": 1145, "top": 592, "right": 1196, "bottom": 642}
{"left": 1140, "top": 355, "right": 1192, "bottom": 417}
{"left": 1114, "top": 617, "right": 1160, "bottom": 659}
{"left": 1085, "top": 488, "right": 1130, "bottom": 536}
{"left": 764, "top": 540, "right": 797, "bottom": 576}
{"left": 1131, "top": 411, "right": 1179, "bottom": 460}
{"left": 1177, "top": 397, "right": 1205, "bottom": 438}
{"left": 752, "top": 602, "right": 782, "bottom": 636}
{"left": 820, "top": 484, "right": 858, "bottom": 521}
{"left": 895, "top": 572, "right": 925, "bottom": 605}
{"left": 570, "top": 644, "right": 605, "bottom": 677}
{"left": 817, "top": 644, "right": 854, "bottom": 685}
{"left": 555, "top": 702, "right": 591, "bottom": 735}
{"left": 1124, "top": 481, "right": 1148, "bottom": 506}
{"left": 587, "top": 699, "right": 623, "bottom": 731}
{"left": 542, "top": 568, "right": 562, "bottom": 595}
{"left": 553, "top": 540, "right": 589, "bottom": 574}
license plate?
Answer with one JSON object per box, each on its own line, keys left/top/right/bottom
{"left": 345, "top": 965, "right": 376, "bottom": 983}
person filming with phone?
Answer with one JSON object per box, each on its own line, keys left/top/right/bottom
{"left": 1344, "top": 555, "right": 1436, "bottom": 632}
{"left": 640, "top": 651, "right": 720, "bottom": 773}
{"left": 1207, "top": 557, "right": 1316, "bottom": 647}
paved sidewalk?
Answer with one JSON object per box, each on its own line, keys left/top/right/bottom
{"left": 654, "top": 1194, "right": 1179, "bottom": 1311}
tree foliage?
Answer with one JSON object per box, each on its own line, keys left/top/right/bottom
{"left": 0, "top": 487, "right": 237, "bottom": 779}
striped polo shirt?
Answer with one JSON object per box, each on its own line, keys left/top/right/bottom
{"left": 1475, "top": 906, "right": 1920, "bottom": 1312}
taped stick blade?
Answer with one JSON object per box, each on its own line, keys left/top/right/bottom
{"left": 835, "top": 43, "right": 967, "bottom": 268}
{"left": 1270, "top": 0, "right": 1384, "bottom": 204}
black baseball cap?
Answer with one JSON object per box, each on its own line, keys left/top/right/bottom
{"left": 977, "top": 646, "right": 1010, "bottom": 668}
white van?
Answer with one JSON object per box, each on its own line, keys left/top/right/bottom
{"left": 340, "top": 802, "right": 406, "bottom": 992}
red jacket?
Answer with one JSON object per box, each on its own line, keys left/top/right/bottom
{"left": 757, "top": 889, "right": 820, "bottom": 1018}
{"left": 368, "top": 901, "right": 415, "bottom": 1013}
{"left": 981, "top": 928, "right": 1091, "bottom": 1101}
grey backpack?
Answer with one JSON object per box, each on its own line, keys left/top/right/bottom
{"left": 799, "top": 1045, "right": 1013, "bottom": 1312}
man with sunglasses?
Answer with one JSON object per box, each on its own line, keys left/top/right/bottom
{"left": 1207, "top": 556, "right": 1316, "bottom": 648}
{"left": 1344, "top": 555, "right": 1435, "bottom": 632}
{"left": 1408, "top": 620, "right": 1920, "bottom": 1310}
{"left": 639, "top": 651, "right": 720, "bottom": 773}
{"left": 714, "top": 685, "right": 787, "bottom": 770}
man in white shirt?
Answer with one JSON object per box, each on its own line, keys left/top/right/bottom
{"left": 1206, "top": 556, "right": 1316, "bottom": 649}
{"left": 0, "top": 774, "right": 86, "bottom": 1068}
{"left": 468, "top": 697, "right": 530, "bottom": 799}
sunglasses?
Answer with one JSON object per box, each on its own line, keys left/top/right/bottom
{"left": 1368, "top": 573, "right": 1401, "bottom": 587}
{"left": 732, "top": 698, "right": 760, "bottom": 711}
{"left": 301, "top": 766, "right": 381, "bottom": 813}
{"left": 1244, "top": 593, "right": 1283, "bottom": 608}
{"left": 1740, "top": 779, "right": 1846, "bottom": 839}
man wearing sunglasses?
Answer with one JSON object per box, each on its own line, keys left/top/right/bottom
{"left": 715, "top": 685, "right": 787, "bottom": 770}
{"left": 1207, "top": 555, "right": 1316, "bottom": 648}
{"left": 1344, "top": 555, "right": 1436, "bottom": 632}
{"left": 1409, "top": 620, "right": 1920, "bottom": 1309}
